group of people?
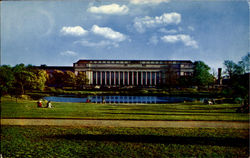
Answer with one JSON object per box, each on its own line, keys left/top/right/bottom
{"left": 37, "top": 100, "right": 52, "bottom": 108}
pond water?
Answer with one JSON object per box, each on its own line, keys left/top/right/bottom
{"left": 43, "top": 96, "right": 194, "bottom": 104}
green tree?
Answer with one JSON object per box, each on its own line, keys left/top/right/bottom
{"left": 0, "top": 65, "right": 15, "bottom": 103}
{"left": 63, "top": 71, "right": 76, "bottom": 88}
{"left": 12, "top": 64, "right": 34, "bottom": 95}
{"left": 28, "top": 68, "right": 48, "bottom": 91}
{"left": 223, "top": 60, "right": 236, "bottom": 79}
{"left": 239, "top": 52, "right": 249, "bottom": 73}
{"left": 224, "top": 60, "right": 245, "bottom": 78}
{"left": 76, "top": 72, "right": 89, "bottom": 89}
{"left": 223, "top": 53, "right": 249, "bottom": 99}
{"left": 193, "top": 61, "right": 214, "bottom": 89}
{"left": 49, "top": 70, "right": 65, "bottom": 88}
{"left": 178, "top": 76, "right": 193, "bottom": 88}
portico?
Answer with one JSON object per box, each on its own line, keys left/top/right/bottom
{"left": 73, "top": 60, "right": 193, "bottom": 87}
{"left": 92, "top": 71, "right": 161, "bottom": 86}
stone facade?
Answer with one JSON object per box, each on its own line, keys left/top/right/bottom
{"left": 73, "top": 60, "right": 194, "bottom": 87}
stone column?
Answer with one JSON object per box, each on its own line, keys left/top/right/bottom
{"left": 123, "top": 71, "right": 125, "bottom": 85}
{"left": 91, "top": 71, "right": 94, "bottom": 85}
{"left": 109, "top": 71, "right": 112, "bottom": 85}
{"left": 137, "top": 71, "right": 139, "bottom": 85}
{"left": 118, "top": 71, "right": 121, "bottom": 85}
{"left": 105, "top": 71, "right": 107, "bottom": 85}
{"left": 141, "top": 72, "right": 143, "bottom": 85}
{"left": 155, "top": 72, "right": 157, "bottom": 85}
{"left": 145, "top": 72, "right": 148, "bottom": 85}
{"left": 100, "top": 72, "right": 102, "bottom": 85}
{"left": 127, "top": 71, "right": 129, "bottom": 85}
{"left": 132, "top": 72, "right": 134, "bottom": 85}
{"left": 114, "top": 71, "right": 116, "bottom": 85}
{"left": 150, "top": 72, "right": 152, "bottom": 85}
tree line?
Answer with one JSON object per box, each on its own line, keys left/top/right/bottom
{"left": 0, "top": 64, "right": 88, "bottom": 102}
{"left": 222, "top": 53, "right": 249, "bottom": 100}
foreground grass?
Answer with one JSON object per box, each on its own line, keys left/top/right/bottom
{"left": 1, "top": 96, "right": 249, "bottom": 121}
{"left": 1, "top": 125, "right": 249, "bottom": 157}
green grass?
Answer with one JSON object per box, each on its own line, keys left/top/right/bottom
{"left": 1, "top": 96, "right": 249, "bottom": 121}
{"left": 1, "top": 125, "right": 249, "bottom": 157}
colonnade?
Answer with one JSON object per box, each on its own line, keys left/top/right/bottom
{"left": 92, "top": 71, "right": 161, "bottom": 86}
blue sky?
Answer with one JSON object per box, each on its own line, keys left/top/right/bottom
{"left": 1, "top": 0, "right": 249, "bottom": 71}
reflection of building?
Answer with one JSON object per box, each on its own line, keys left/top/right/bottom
{"left": 74, "top": 60, "right": 194, "bottom": 87}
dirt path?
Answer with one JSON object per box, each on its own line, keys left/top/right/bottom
{"left": 1, "top": 119, "right": 249, "bottom": 128}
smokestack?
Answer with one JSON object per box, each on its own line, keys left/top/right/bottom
{"left": 218, "top": 68, "right": 222, "bottom": 85}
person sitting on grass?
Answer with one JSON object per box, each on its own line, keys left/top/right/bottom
{"left": 46, "top": 101, "right": 52, "bottom": 108}
{"left": 37, "top": 100, "right": 42, "bottom": 108}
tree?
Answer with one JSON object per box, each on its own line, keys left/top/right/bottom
{"left": 63, "top": 71, "right": 76, "bottom": 87}
{"left": 28, "top": 68, "right": 48, "bottom": 91}
{"left": 193, "top": 61, "right": 214, "bottom": 89}
{"left": 178, "top": 76, "right": 193, "bottom": 88}
{"left": 223, "top": 53, "right": 249, "bottom": 99}
{"left": 0, "top": 65, "right": 15, "bottom": 103}
{"left": 76, "top": 72, "right": 89, "bottom": 89}
{"left": 12, "top": 64, "right": 34, "bottom": 95}
{"left": 224, "top": 53, "right": 248, "bottom": 78}
{"left": 224, "top": 60, "right": 236, "bottom": 78}
{"left": 49, "top": 70, "right": 65, "bottom": 88}
{"left": 239, "top": 52, "right": 250, "bottom": 73}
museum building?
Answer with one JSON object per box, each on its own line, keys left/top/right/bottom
{"left": 73, "top": 60, "right": 194, "bottom": 87}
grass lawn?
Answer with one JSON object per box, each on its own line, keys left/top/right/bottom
{"left": 1, "top": 125, "right": 249, "bottom": 157}
{"left": 1, "top": 96, "right": 249, "bottom": 121}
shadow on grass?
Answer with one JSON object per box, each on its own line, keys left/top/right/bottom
{"left": 45, "top": 134, "right": 248, "bottom": 147}
{"left": 102, "top": 112, "right": 234, "bottom": 116}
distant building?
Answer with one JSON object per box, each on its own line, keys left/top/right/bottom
{"left": 73, "top": 60, "right": 194, "bottom": 87}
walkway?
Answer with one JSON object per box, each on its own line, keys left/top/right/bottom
{"left": 1, "top": 119, "right": 249, "bottom": 128}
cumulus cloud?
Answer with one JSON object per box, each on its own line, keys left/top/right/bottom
{"left": 60, "top": 26, "right": 88, "bottom": 36}
{"left": 134, "top": 12, "right": 181, "bottom": 33}
{"left": 91, "top": 25, "right": 126, "bottom": 42}
{"left": 161, "top": 34, "right": 198, "bottom": 48}
{"left": 87, "top": 3, "right": 129, "bottom": 15}
{"left": 60, "top": 50, "right": 78, "bottom": 56}
{"left": 75, "top": 40, "right": 119, "bottom": 47}
{"left": 158, "top": 28, "right": 178, "bottom": 34}
{"left": 130, "top": 0, "right": 170, "bottom": 5}
{"left": 188, "top": 26, "right": 195, "bottom": 31}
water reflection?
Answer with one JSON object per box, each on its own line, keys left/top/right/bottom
{"left": 44, "top": 96, "right": 193, "bottom": 104}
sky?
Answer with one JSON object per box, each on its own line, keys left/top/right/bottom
{"left": 1, "top": 0, "right": 249, "bottom": 71}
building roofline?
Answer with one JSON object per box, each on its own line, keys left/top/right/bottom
{"left": 75, "top": 59, "right": 193, "bottom": 63}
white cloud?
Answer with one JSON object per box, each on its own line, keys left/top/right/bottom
{"left": 188, "top": 26, "right": 195, "bottom": 31}
{"left": 134, "top": 12, "right": 181, "bottom": 33}
{"left": 161, "top": 34, "right": 198, "bottom": 48}
{"left": 148, "top": 35, "right": 158, "bottom": 45}
{"left": 75, "top": 40, "right": 119, "bottom": 47}
{"left": 130, "top": 0, "right": 170, "bottom": 5}
{"left": 87, "top": 3, "right": 129, "bottom": 15}
{"left": 60, "top": 26, "right": 88, "bottom": 36}
{"left": 91, "top": 25, "right": 126, "bottom": 42}
{"left": 60, "top": 50, "right": 78, "bottom": 56}
{"left": 158, "top": 28, "right": 177, "bottom": 34}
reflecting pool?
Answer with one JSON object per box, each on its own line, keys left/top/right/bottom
{"left": 44, "top": 96, "right": 193, "bottom": 104}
